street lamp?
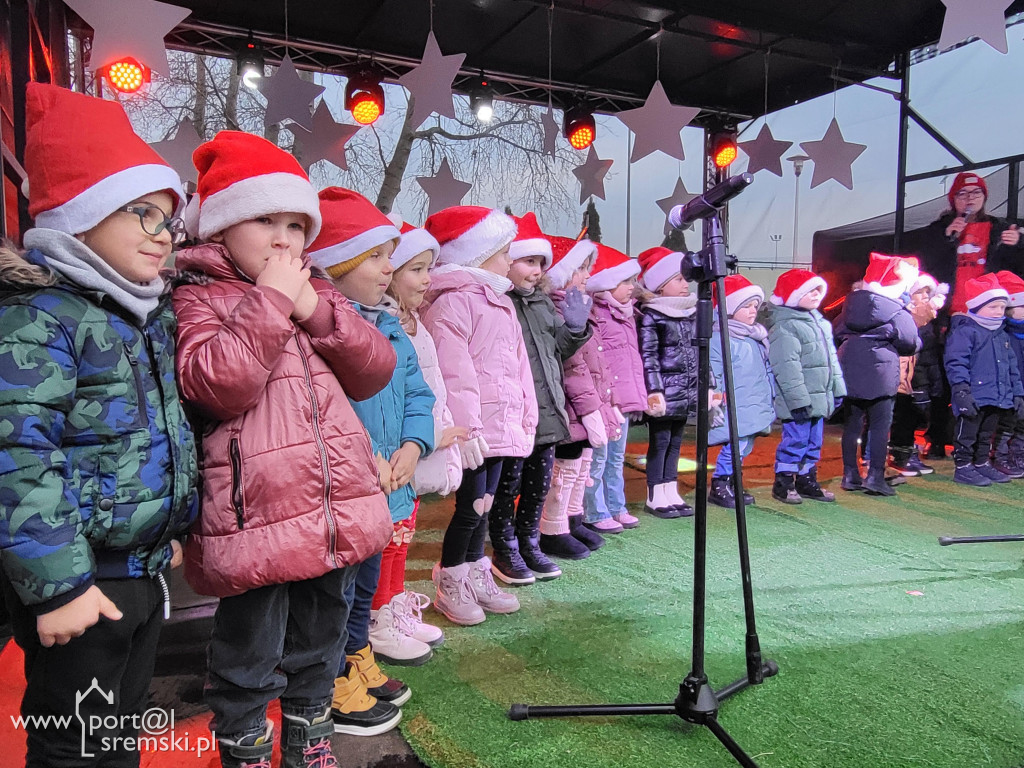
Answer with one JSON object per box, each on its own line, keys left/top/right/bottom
{"left": 786, "top": 154, "right": 810, "bottom": 263}
{"left": 769, "top": 234, "right": 783, "bottom": 268}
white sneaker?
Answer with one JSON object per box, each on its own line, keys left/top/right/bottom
{"left": 392, "top": 591, "right": 444, "bottom": 647}
{"left": 467, "top": 557, "right": 520, "bottom": 614}
{"left": 433, "top": 563, "right": 486, "bottom": 626}
{"left": 368, "top": 604, "right": 433, "bottom": 666}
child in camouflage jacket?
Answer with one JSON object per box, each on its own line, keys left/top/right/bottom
{"left": 0, "top": 84, "right": 198, "bottom": 766}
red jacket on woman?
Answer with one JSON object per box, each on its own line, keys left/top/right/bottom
{"left": 172, "top": 244, "right": 396, "bottom": 597}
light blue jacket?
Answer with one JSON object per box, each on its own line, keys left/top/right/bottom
{"left": 709, "top": 328, "right": 776, "bottom": 446}
{"left": 350, "top": 304, "right": 435, "bottom": 523}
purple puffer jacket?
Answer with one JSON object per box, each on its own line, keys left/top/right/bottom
{"left": 591, "top": 293, "right": 648, "bottom": 416}
{"left": 553, "top": 290, "right": 621, "bottom": 444}
{"left": 422, "top": 269, "right": 538, "bottom": 458}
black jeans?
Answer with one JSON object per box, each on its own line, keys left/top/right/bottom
{"left": 842, "top": 396, "right": 895, "bottom": 473}
{"left": 995, "top": 410, "right": 1024, "bottom": 459}
{"left": 206, "top": 566, "right": 357, "bottom": 740}
{"left": 440, "top": 457, "right": 505, "bottom": 567}
{"left": 646, "top": 418, "right": 686, "bottom": 487}
{"left": 490, "top": 444, "right": 556, "bottom": 542}
{"left": 954, "top": 406, "right": 1012, "bottom": 466}
{"left": 890, "top": 392, "right": 927, "bottom": 448}
{"left": 343, "top": 552, "right": 381, "bottom": 658}
{"left": 3, "top": 575, "right": 164, "bottom": 768}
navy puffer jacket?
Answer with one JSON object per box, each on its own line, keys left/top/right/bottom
{"left": 637, "top": 305, "right": 699, "bottom": 420}
{"left": 834, "top": 290, "right": 921, "bottom": 400}
{"left": 944, "top": 314, "right": 1024, "bottom": 408}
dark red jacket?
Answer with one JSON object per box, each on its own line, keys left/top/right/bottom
{"left": 172, "top": 244, "right": 396, "bottom": 597}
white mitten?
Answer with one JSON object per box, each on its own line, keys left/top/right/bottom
{"left": 460, "top": 435, "right": 489, "bottom": 470}
{"left": 581, "top": 411, "right": 608, "bottom": 448}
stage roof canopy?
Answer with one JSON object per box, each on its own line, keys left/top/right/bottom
{"left": 150, "top": 0, "right": 1024, "bottom": 124}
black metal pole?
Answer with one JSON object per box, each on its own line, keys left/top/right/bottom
{"left": 938, "top": 534, "right": 1024, "bottom": 546}
{"left": 1008, "top": 161, "right": 1019, "bottom": 222}
{"left": 894, "top": 51, "right": 910, "bottom": 253}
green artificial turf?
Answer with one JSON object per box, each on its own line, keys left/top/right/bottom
{"left": 397, "top": 463, "right": 1024, "bottom": 768}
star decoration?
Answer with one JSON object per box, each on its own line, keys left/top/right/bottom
{"left": 572, "top": 147, "right": 613, "bottom": 204}
{"left": 418, "top": 158, "right": 472, "bottom": 216}
{"left": 65, "top": 0, "right": 190, "bottom": 77}
{"left": 799, "top": 118, "right": 867, "bottom": 190}
{"left": 149, "top": 119, "right": 202, "bottom": 185}
{"left": 541, "top": 106, "right": 559, "bottom": 158}
{"left": 290, "top": 102, "right": 361, "bottom": 172}
{"left": 738, "top": 123, "right": 794, "bottom": 177}
{"left": 616, "top": 80, "right": 701, "bottom": 163}
{"left": 656, "top": 178, "right": 700, "bottom": 234}
{"left": 398, "top": 32, "right": 466, "bottom": 130}
{"left": 259, "top": 55, "right": 326, "bottom": 132}
{"left": 939, "top": 0, "right": 1012, "bottom": 54}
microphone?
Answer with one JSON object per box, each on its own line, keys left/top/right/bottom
{"left": 669, "top": 173, "right": 754, "bottom": 228}
{"left": 948, "top": 205, "right": 974, "bottom": 243}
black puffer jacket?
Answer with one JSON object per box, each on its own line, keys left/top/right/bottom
{"left": 834, "top": 290, "right": 920, "bottom": 400}
{"left": 637, "top": 305, "right": 699, "bottom": 420}
{"left": 919, "top": 211, "right": 1024, "bottom": 287}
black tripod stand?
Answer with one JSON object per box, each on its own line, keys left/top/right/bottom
{"left": 508, "top": 173, "right": 778, "bottom": 767}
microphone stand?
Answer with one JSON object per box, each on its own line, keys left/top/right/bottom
{"left": 508, "top": 206, "right": 778, "bottom": 768}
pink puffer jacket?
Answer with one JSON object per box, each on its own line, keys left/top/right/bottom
{"left": 422, "top": 269, "right": 537, "bottom": 458}
{"left": 553, "top": 290, "right": 622, "bottom": 444}
{"left": 591, "top": 293, "right": 648, "bottom": 416}
{"left": 172, "top": 244, "right": 396, "bottom": 597}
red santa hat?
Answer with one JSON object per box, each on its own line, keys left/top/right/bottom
{"left": 770, "top": 268, "right": 828, "bottom": 307}
{"left": 862, "top": 252, "right": 920, "bottom": 300}
{"left": 386, "top": 214, "right": 440, "bottom": 271}
{"left": 995, "top": 270, "right": 1024, "bottom": 308}
{"left": 714, "top": 274, "right": 765, "bottom": 316}
{"left": 424, "top": 206, "right": 518, "bottom": 269}
{"left": 184, "top": 131, "right": 322, "bottom": 247}
{"left": 637, "top": 246, "right": 685, "bottom": 292}
{"left": 546, "top": 236, "right": 598, "bottom": 290}
{"left": 948, "top": 171, "right": 987, "bottom": 209}
{"left": 509, "top": 212, "right": 553, "bottom": 268}
{"left": 586, "top": 243, "right": 641, "bottom": 293}
{"left": 23, "top": 83, "right": 184, "bottom": 235}
{"left": 964, "top": 273, "right": 1009, "bottom": 311}
{"left": 307, "top": 187, "right": 400, "bottom": 275}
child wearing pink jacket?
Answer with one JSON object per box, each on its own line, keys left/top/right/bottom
{"left": 421, "top": 206, "right": 538, "bottom": 626}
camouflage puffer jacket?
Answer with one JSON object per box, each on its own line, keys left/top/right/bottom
{"left": 0, "top": 249, "right": 198, "bottom": 614}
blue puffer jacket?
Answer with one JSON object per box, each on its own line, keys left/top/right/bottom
{"left": 709, "top": 327, "right": 775, "bottom": 445}
{"left": 1006, "top": 317, "right": 1024, "bottom": 382}
{"left": 350, "top": 303, "right": 435, "bottom": 523}
{"left": 834, "top": 290, "right": 921, "bottom": 400}
{"left": 637, "top": 305, "right": 699, "bottom": 420}
{"left": 944, "top": 314, "right": 1024, "bottom": 409}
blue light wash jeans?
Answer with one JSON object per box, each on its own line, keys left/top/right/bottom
{"left": 774, "top": 418, "right": 824, "bottom": 474}
{"left": 713, "top": 435, "right": 755, "bottom": 477}
{"left": 584, "top": 416, "right": 630, "bottom": 522}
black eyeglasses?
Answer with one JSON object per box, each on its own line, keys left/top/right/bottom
{"left": 119, "top": 204, "right": 187, "bottom": 244}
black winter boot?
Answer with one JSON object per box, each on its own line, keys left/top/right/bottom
{"left": 282, "top": 708, "right": 338, "bottom": 768}
{"left": 708, "top": 475, "right": 736, "bottom": 508}
{"left": 569, "top": 513, "right": 605, "bottom": 551}
{"left": 518, "top": 534, "right": 562, "bottom": 580}
{"left": 771, "top": 472, "right": 802, "bottom": 504}
{"left": 540, "top": 531, "right": 590, "bottom": 559}
{"left": 795, "top": 467, "right": 835, "bottom": 502}
{"left": 490, "top": 536, "right": 535, "bottom": 584}
{"left": 218, "top": 723, "right": 274, "bottom": 768}
{"left": 863, "top": 467, "right": 895, "bottom": 496}
{"left": 841, "top": 467, "right": 865, "bottom": 491}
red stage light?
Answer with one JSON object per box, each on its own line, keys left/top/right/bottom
{"left": 104, "top": 58, "right": 149, "bottom": 94}
{"left": 711, "top": 133, "right": 738, "bottom": 168}
{"left": 564, "top": 106, "right": 596, "bottom": 150}
{"left": 345, "top": 73, "right": 385, "bottom": 125}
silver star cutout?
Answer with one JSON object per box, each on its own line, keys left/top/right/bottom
{"left": 149, "top": 119, "right": 202, "bottom": 185}
{"left": 939, "top": 0, "right": 1012, "bottom": 54}
{"left": 572, "top": 147, "right": 613, "bottom": 204}
{"left": 65, "top": 0, "right": 190, "bottom": 77}
{"left": 656, "top": 178, "right": 700, "bottom": 234}
{"left": 291, "top": 102, "right": 360, "bottom": 172}
{"left": 541, "top": 106, "right": 559, "bottom": 158}
{"left": 417, "top": 158, "right": 473, "bottom": 216}
{"left": 738, "top": 123, "right": 794, "bottom": 177}
{"left": 398, "top": 32, "right": 466, "bottom": 130}
{"left": 799, "top": 118, "right": 867, "bottom": 190}
{"left": 259, "top": 55, "right": 326, "bottom": 132}
{"left": 616, "top": 80, "right": 700, "bottom": 163}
